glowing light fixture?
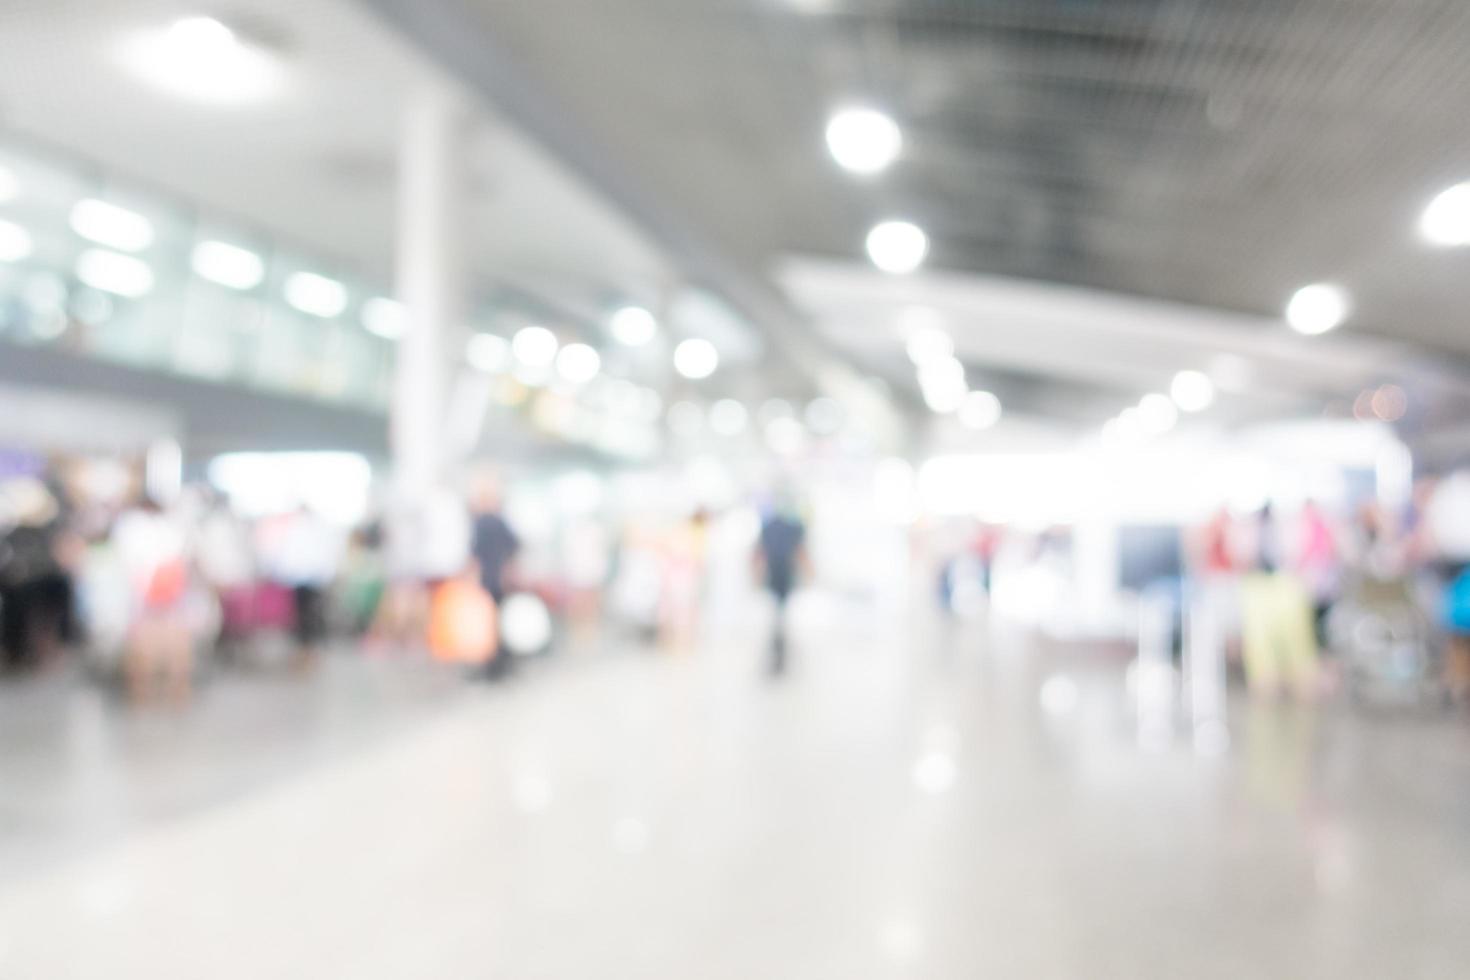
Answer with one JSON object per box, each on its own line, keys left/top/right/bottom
{"left": 555, "top": 342, "right": 601, "bottom": 384}
{"left": 918, "top": 356, "right": 966, "bottom": 413}
{"left": 512, "top": 325, "right": 559, "bottom": 367}
{"left": 1286, "top": 283, "right": 1348, "bottom": 336}
{"left": 284, "top": 271, "right": 346, "bottom": 317}
{"left": 1137, "top": 393, "right": 1178, "bottom": 435}
{"left": 866, "top": 220, "right": 928, "bottom": 274}
{"left": 467, "top": 333, "right": 510, "bottom": 372}
{"left": 361, "top": 297, "right": 406, "bottom": 339}
{"left": 70, "top": 199, "right": 154, "bottom": 252}
{"left": 1170, "top": 369, "right": 1215, "bottom": 412}
{"left": 191, "top": 240, "right": 263, "bottom": 290}
{"left": 1420, "top": 182, "right": 1470, "bottom": 247}
{"left": 610, "top": 305, "right": 657, "bottom": 346}
{"left": 905, "top": 325, "right": 953, "bottom": 365}
{"left": 0, "top": 218, "right": 33, "bottom": 263}
{"left": 118, "top": 16, "right": 282, "bottom": 105}
{"left": 825, "top": 106, "right": 902, "bottom": 175}
{"left": 673, "top": 338, "right": 719, "bottom": 379}
{"left": 958, "top": 390, "right": 1002, "bottom": 430}
{"left": 75, "top": 249, "right": 154, "bottom": 298}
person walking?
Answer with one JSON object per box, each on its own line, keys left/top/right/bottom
{"left": 755, "top": 495, "right": 808, "bottom": 676}
{"left": 469, "top": 477, "right": 520, "bottom": 678}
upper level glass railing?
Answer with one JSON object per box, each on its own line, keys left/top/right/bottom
{"left": 0, "top": 136, "right": 394, "bottom": 411}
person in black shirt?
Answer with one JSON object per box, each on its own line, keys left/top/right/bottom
{"left": 469, "top": 478, "right": 520, "bottom": 679}
{"left": 755, "top": 495, "right": 808, "bottom": 676}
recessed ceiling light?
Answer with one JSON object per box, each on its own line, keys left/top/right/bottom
{"left": 118, "top": 16, "right": 282, "bottom": 105}
{"left": 466, "top": 332, "right": 510, "bottom": 372}
{"left": 555, "top": 342, "right": 601, "bottom": 384}
{"left": 70, "top": 199, "right": 153, "bottom": 252}
{"left": 958, "top": 390, "right": 1001, "bottom": 430}
{"left": 512, "top": 325, "right": 559, "bottom": 367}
{"left": 673, "top": 338, "right": 719, "bottom": 379}
{"left": 905, "top": 325, "right": 953, "bottom": 365}
{"left": 825, "top": 107, "right": 902, "bottom": 175}
{"left": 1285, "top": 283, "right": 1349, "bottom": 335}
{"left": 0, "top": 218, "right": 33, "bottom": 263}
{"left": 1420, "top": 182, "right": 1470, "bottom": 247}
{"left": 1137, "top": 393, "right": 1178, "bottom": 435}
{"left": 362, "top": 297, "right": 406, "bottom": 339}
{"left": 191, "top": 240, "right": 263, "bottom": 290}
{"left": 284, "top": 271, "right": 347, "bottom": 317}
{"left": 918, "top": 356, "right": 966, "bottom": 413}
{"left": 1169, "top": 370, "right": 1215, "bottom": 412}
{"left": 75, "top": 249, "right": 154, "bottom": 298}
{"left": 610, "top": 305, "right": 657, "bottom": 346}
{"left": 866, "top": 220, "right": 928, "bottom": 274}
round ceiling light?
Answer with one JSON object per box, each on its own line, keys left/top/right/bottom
{"left": 512, "top": 325, "right": 559, "bottom": 367}
{"left": 555, "top": 342, "right": 601, "bottom": 384}
{"left": 466, "top": 333, "right": 510, "bottom": 372}
{"left": 866, "top": 220, "right": 928, "bottom": 274}
{"left": 673, "top": 338, "right": 719, "bottom": 380}
{"left": 1137, "top": 393, "right": 1178, "bottom": 435}
{"left": 610, "top": 305, "right": 657, "bottom": 346}
{"left": 958, "top": 390, "right": 1002, "bottom": 430}
{"left": 1285, "top": 283, "right": 1349, "bottom": 335}
{"left": 119, "top": 16, "right": 283, "bottom": 105}
{"left": 825, "top": 107, "right": 902, "bottom": 175}
{"left": 1420, "top": 182, "right": 1470, "bottom": 247}
{"left": 1169, "top": 370, "right": 1215, "bottom": 412}
{"left": 0, "top": 218, "right": 34, "bottom": 263}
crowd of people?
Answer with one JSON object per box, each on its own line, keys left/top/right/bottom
{"left": 1184, "top": 496, "right": 1456, "bottom": 700}
{"left": 0, "top": 464, "right": 820, "bottom": 703}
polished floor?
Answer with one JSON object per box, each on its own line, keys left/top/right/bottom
{"left": 3, "top": 599, "right": 1470, "bottom": 978}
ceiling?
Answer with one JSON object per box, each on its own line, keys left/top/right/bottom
{"left": 5, "top": 0, "right": 1470, "bottom": 444}
{"left": 439, "top": 0, "right": 1470, "bottom": 368}
{"left": 0, "top": 0, "right": 674, "bottom": 322}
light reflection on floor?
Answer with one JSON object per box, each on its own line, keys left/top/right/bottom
{"left": 2, "top": 603, "right": 1470, "bottom": 978}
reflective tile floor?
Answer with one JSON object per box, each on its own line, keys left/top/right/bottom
{"left": 3, "top": 604, "right": 1470, "bottom": 978}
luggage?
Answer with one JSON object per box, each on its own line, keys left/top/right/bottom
{"left": 427, "top": 577, "right": 498, "bottom": 665}
{"left": 1329, "top": 573, "right": 1440, "bottom": 707}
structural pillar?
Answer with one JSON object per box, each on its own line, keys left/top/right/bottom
{"left": 391, "top": 84, "right": 464, "bottom": 500}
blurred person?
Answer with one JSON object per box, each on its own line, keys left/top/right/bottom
{"left": 1187, "top": 506, "right": 1247, "bottom": 658}
{"left": 337, "top": 521, "right": 386, "bottom": 635}
{"left": 113, "top": 495, "right": 193, "bottom": 705}
{"left": 262, "top": 505, "right": 343, "bottom": 670}
{"left": 0, "top": 478, "right": 73, "bottom": 671}
{"left": 1442, "top": 563, "right": 1470, "bottom": 705}
{"left": 375, "top": 485, "right": 470, "bottom": 651}
{"left": 755, "top": 494, "right": 808, "bottom": 676}
{"left": 1239, "top": 504, "right": 1318, "bottom": 699}
{"left": 469, "top": 477, "right": 519, "bottom": 677}
{"left": 607, "top": 520, "right": 664, "bottom": 638}
{"left": 1292, "top": 500, "right": 1342, "bottom": 646}
{"left": 660, "top": 508, "right": 709, "bottom": 650}
{"left": 194, "top": 492, "right": 255, "bottom": 653}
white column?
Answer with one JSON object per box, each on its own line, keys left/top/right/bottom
{"left": 391, "top": 84, "right": 463, "bottom": 499}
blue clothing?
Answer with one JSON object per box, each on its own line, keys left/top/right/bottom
{"left": 759, "top": 515, "right": 805, "bottom": 599}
